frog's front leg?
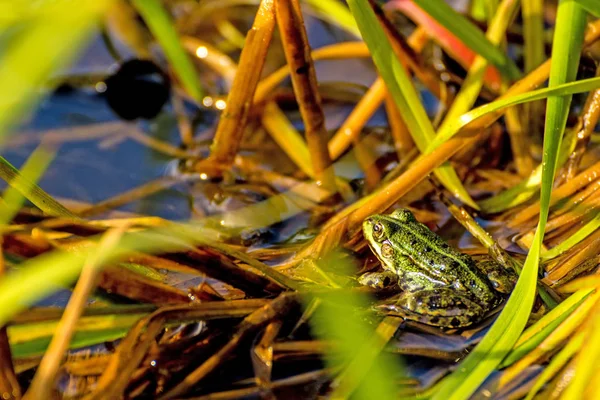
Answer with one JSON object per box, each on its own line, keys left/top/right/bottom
{"left": 358, "top": 271, "right": 399, "bottom": 289}
{"left": 378, "top": 288, "right": 486, "bottom": 328}
{"left": 359, "top": 255, "right": 415, "bottom": 289}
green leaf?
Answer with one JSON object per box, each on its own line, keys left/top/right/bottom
{"left": 303, "top": 0, "right": 360, "bottom": 37}
{"left": 347, "top": 0, "right": 478, "bottom": 208}
{"left": 412, "top": 0, "right": 521, "bottom": 80}
{"left": 432, "top": 233, "right": 540, "bottom": 399}
{"left": 306, "top": 253, "right": 404, "bottom": 399}
{"left": 524, "top": 332, "right": 583, "bottom": 400}
{"left": 426, "top": 77, "right": 600, "bottom": 153}
{"left": 574, "top": 0, "right": 600, "bottom": 16}
{"left": 0, "top": 155, "right": 77, "bottom": 219}
{"left": 501, "top": 290, "right": 591, "bottom": 367}
{"left": 432, "top": 1, "right": 587, "bottom": 397}
{"left": 432, "top": 0, "right": 519, "bottom": 168}
{"left": 0, "top": 1, "right": 111, "bottom": 145}
{"left": 8, "top": 313, "right": 145, "bottom": 358}
{"left": 542, "top": 211, "right": 600, "bottom": 259}
{"left": 131, "top": 0, "right": 204, "bottom": 102}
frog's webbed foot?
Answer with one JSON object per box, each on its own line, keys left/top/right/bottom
{"left": 377, "top": 288, "right": 485, "bottom": 328}
{"left": 358, "top": 271, "right": 399, "bottom": 289}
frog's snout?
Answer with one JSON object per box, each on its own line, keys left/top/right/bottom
{"left": 363, "top": 218, "right": 373, "bottom": 232}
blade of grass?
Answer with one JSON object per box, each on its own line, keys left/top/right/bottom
{"left": 431, "top": 0, "right": 519, "bottom": 158}
{"left": 432, "top": 1, "right": 587, "bottom": 397}
{"left": 26, "top": 226, "right": 128, "bottom": 398}
{"left": 0, "top": 1, "right": 112, "bottom": 145}
{"left": 501, "top": 289, "right": 591, "bottom": 368}
{"left": 0, "top": 155, "right": 77, "bottom": 219}
{"left": 206, "top": 0, "right": 276, "bottom": 167}
{"left": 542, "top": 211, "right": 600, "bottom": 259}
{"left": 561, "top": 301, "right": 600, "bottom": 398}
{"left": 131, "top": 0, "right": 204, "bottom": 102}
{"left": 574, "top": 0, "right": 600, "bottom": 16}
{"left": 426, "top": 77, "right": 600, "bottom": 153}
{"left": 303, "top": 0, "right": 360, "bottom": 37}
{"left": 275, "top": 0, "right": 336, "bottom": 191}
{"left": 524, "top": 331, "right": 583, "bottom": 400}
{"left": 8, "top": 314, "right": 144, "bottom": 358}
{"left": 522, "top": 0, "right": 545, "bottom": 72}
{"left": 306, "top": 253, "right": 404, "bottom": 400}
{"left": 411, "top": 0, "right": 521, "bottom": 79}
{"left": 0, "top": 145, "right": 57, "bottom": 224}
{"left": 347, "top": 0, "right": 478, "bottom": 208}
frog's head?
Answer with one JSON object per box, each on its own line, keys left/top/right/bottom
{"left": 363, "top": 209, "right": 416, "bottom": 267}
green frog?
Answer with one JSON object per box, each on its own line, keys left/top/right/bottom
{"left": 360, "top": 208, "right": 516, "bottom": 328}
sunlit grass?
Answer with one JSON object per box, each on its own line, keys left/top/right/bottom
{"left": 1, "top": 0, "right": 600, "bottom": 398}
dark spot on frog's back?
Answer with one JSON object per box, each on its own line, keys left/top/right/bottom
{"left": 450, "top": 317, "right": 461, "bottom": 327}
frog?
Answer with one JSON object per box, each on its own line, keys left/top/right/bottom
{"left": 360, "top": 208, "right": 517, "bottom": 328}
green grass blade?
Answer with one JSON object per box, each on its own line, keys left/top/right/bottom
{"left": 574, "top": 0, "right": 600, "bottom": 16}
{"left": 347, "top": 0, "right": 478, "bottom": 208}
{"left": 501, "top": 289, "right": 591, "bottom": 367}
{"left": 412, "top": 0, "right": 521, "bottom": 80}
{"left": 432, "top": 2, "right": 587, "bottom": 397}
{"left": 524, "top": 331, "right": 583, "bottom": 400}
{"left": 426, "top": 77, "right": 600, "bottom": 153}
{"left": 0, "top": 146, "right": 61, "bottom": 224}
{"left": 522, "top": 0, "right": 545, "bottom": 72}
{"left": 8, "top": 313, "right": 145, "bottom": 358}
{"left": 469, "top": 0, "right": 488, "bottom": 21}
{"left": 306, "top": 254, "right": 404, "bottom": 399}
{"left": 432, "top": 0, "right": 518, "bottom": 161}
{"left": 542, "top": 211, "right": 600, "bottom": 260}
{"left": 131, "top": 0, "right": 204, "bottom": 102}
{"left": 432, "top": 234, "right": 540, "bottom": 399}
{"left": 0, "top": 155, "right": 77, "bottom": 219}
{"left": 0, "top": 1, "right": 112, "bottom": 145}
{"left": 303, "top": 0, "right": 360, "bottom": 37}
{"left": 479, "top": 129, "right": 576, "bottom": 212}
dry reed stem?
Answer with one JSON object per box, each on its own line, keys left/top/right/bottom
{"left": 205, "top": 0, "right": 276, "bottom": 168}
{"left": 562, "top": 83, "right": 600, "bottom": 181}
{"left": 77, "top": 177, "right": 181, "bottom": 218}
{"left": 181, "top": 36, "right": 238, "bottom": 87}
{"left": 499, "top": 290, "right": 600, "bottom": 387}
{"left": 545, "top": 229, "right": 600, "bottom": 284}
{"left": 288, "top": 20, "right": 600, "bottom": 261}
{"left": 85, "top": 300, "right": 268, "bottom": 399}
{"left": 275, "top": 0, "right": 336, "bottom": 191}
{"left": 160, "top": 293, "right": 297, "bottom": 399}
{"left": 251, "top": 320, "right": 282, "bottom": 396}
{"left": 544, "top": 192, "right": 600, "bottom": 234}
{"left": 510, "top": 160, "right": 600, "bottom": 227}
{"left": 0, "top": 240, "right": 20, "bottom": 400}
{"left": 126, "top": 128, "right": 194, "bottom": 158}
{"left": 372, "top": 0, "right": 444, "bottom": 100}
{"left": 505, "top": 104, "right": 534, "bottom": 177}
{"left": 25, "top": 227, "right": 128, "bottom": 400}
{"left": 254, "top": 42, "right": 371, "bottom": 102}
{"left": 328, "top": 78, "right": 387, "bottom": 160}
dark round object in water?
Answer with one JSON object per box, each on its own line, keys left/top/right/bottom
{"left": 103, "top": 59, "right": 171, "bottom": 120}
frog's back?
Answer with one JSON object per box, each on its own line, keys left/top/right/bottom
{"left": 392, "top": 220, "right": 498, "bottom": 304}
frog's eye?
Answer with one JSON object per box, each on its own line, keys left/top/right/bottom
{"left": 372, "top": 222, "right": 384, "bottom": 240}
